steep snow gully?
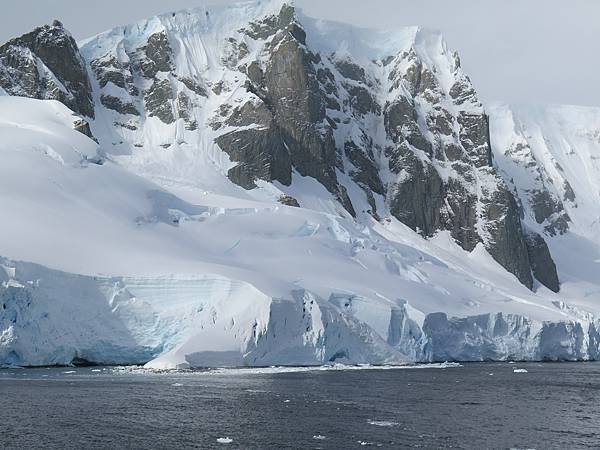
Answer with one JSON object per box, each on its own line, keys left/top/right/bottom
{"left": 0, "top": 1, "right": 599, "bottom": 368}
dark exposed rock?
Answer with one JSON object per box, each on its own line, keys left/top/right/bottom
{"left": 364, "top": 188, "right": 379, "bottom": 219}
{"left": 335, "top": 59, "right": 367, "bottom": 83}
{"left": 429, "top": 109, "right": 455, "bottom": 136}
{"left": 418, "top": 68, "right": 439, "bottom": 95}
{"left": 344, "top": 141, "right": 384, "bottom": 195}
{"left": 388, "top": 153, "right": 479, "bottom": 253}
{"left": 216, "top": 127, "right": 292, "bottom": 189}
{"left": 100, "top": 94, "right": 140, "bottom": 116}
{"left": 316, "top": 67, "right": 338, "bottom": 95}
{"left": 388, "top": 152, "right": 445, "bottom": 237}
{"left": 384, "top": 97, "right": 432, "bottom": 156}
{"left": 344, "top": 83, "right": 380, "bottom": 116}
{"left": 144, "top": 79, "right": 174, "bottom": 123}
{"left": 449, "top": 79, "right": 477, "bottom": 105}
{"left": 457, "top": 112, "right": 492, "bottom": 167}
{"left": 243, "top": 15, "right": 281, "bottom": 40}
{"left": 176, "top": 91, "right": 192, "bottom": 119}
{"left": 211, "top": 81, "right": 228, "bottom": 96}
{"left": 563, "top": 180, "right": 576, "bottom": 203}
{"left": 524, "top": 230, "right": 560, "bottom": 292}
{"left": 337, "top": 185, "right": 357, "bottom": 217}
{"left": 91, "top": 56, "right": 138, "bottom": 96}
{"left": 384, "top": 97, "right": 415, "bottom": 141}
{"left": 140, "top": 32, "right": 173, "bottom": 79}
{"left": 391, "top": 50, "right": 422, "bottom": 96}
{"left": 175, "top": 91, "right": 198, "bottom": 130}
{"left": 241, "top": 3, "right": 299, "bottom": 41}
{"left": 245, "top": 61, "right": 264, "bottom": 86}
{"left": 481, "top": 181, "right": 534, "bottom": 289}
{"left": 0, "top": 23, "right": 94, "bottom": 117}
{"left": 226, "top": 100, "right": 272, "bottom": 127}
{"left": 530, "top": 190, "right": 570, "bottom": 236}
{"left": 219, "top": 4, "right": 356, "bottom": 212}
{"left": 264, "top": 34, "right": 338, "bottom": 192}
{"left": 72, "top": 117, "right": 97, "bottom": 142}
{"left": 278, "top": 195, "right": 300, "bottom": 207}
{"left": 325, "top": 96, "right": 341, "bottom": 111}
{"left": 99, "top": 70, "right": 127, "bottom": 89}
{"left": 444, "top": 144, "right": 464, "bottom": 162}
{"left": 222, "top": 37, "right": 250, "bottom": 68}
{"left": 114, "top": 121, "right": 138, "bottom": 131}
{"left": 179, "top": 77, "right": 208, "bottom": 97}
{"left": 216, "top": 96, "right": 293, "bottom": 188}
{"left": 186, "top": 120, "right": 198, "bottom": 131}
{"left": 444, "top": 179, "right": 479, "bottom": 251}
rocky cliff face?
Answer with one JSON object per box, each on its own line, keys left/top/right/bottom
{"left": 0, "top": 20, "right": 94, "bottom": 118}
{"left": 378, "top": 38, "right": 537, "bottom": 288}
{"left": 0, "top": 1, "right": 562, "bottom": 292}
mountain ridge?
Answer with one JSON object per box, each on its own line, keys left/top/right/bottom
{"left": 74, "top": 1, "right": 555, "bottom": 290}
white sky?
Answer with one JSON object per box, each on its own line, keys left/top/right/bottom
{"left": 2, "top": 0, "right": 599, "bottom": 106}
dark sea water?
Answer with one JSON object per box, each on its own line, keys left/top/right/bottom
{"left": 1, "top": 362, "right": 600, "bottom": 449}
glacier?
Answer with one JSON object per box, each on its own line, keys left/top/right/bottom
{"left": 0, "top": 1, "right": 599, "bottom": 368}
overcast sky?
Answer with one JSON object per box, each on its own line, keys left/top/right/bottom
{"left": 2, "top": 0, "right": 599, "bottom": 106}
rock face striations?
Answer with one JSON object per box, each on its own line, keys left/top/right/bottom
{"left": 0, "top": 1, "right": 561, "bottom": 292}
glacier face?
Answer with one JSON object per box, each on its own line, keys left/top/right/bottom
{"left": 3, "top": 255, "right": 600, "bottom": 368}
{"left": 0, "top": 1, "right": 599, "bottom": 368}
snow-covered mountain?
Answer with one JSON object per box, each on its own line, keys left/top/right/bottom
{"left": 0, "top": 0, "right": 599, "bottom": 368}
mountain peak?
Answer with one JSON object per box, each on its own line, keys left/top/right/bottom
{"left": 0, "top": 21, "right": 94, "bottom": 117}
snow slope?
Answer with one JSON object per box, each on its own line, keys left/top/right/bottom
{"left": 489, "top": 103, "right": 600, "bottom": 313}
{"left": 1, "top": 2, "right": 600, "bottom": 367}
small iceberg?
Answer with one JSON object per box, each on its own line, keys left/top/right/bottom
{"left": 367, "top": 420, "right": 399, "bottom": 427}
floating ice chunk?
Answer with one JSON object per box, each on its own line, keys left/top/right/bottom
{"left": 367, "top": 420, "right": 399, "bottom": 427}
{"left": 513, "top": 368, "right": 528, "bottom": 373}
{"left": 438, "top": 361, "right": 462, "bottom": 368}
{"left": 216, "top": 437, "right": 233, "bottom": 444}
{"left": 312, "top": 435, "right": 326, "bottom": 440}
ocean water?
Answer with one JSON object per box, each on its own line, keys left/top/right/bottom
{"left": 1, "top": 362, "right": 599, "bottom": 449}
